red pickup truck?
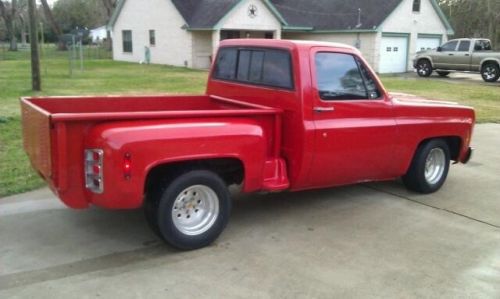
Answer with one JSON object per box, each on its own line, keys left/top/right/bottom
{"left": 21, "top": 39, "right": 474, "bottom": 249}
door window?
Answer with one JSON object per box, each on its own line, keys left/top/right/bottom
{"left": 441, "top": 41, "right": 458, "bottom": 51}
{"left": 474, "top": 40, "right": 492, "bottom": 51}
{"left": 315, "top": 52, "right": 380, "bottom": 100}
{"left": 458, "top": 41, "right": 470, "bottom": 52}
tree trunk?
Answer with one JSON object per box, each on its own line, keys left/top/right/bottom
{"left": 40, "top": 0, "right": 61, "bottom": 37}
{"left": 28, "top": 0, "right": 41, "bottom": 91}
{"left": 0, "top": 0, "right": 18, "bottom": 51}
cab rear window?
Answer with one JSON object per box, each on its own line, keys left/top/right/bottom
{"left": 214, "top": 47, "right": 294, "bottom": 90}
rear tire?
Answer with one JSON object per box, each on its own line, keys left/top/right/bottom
{"left": 481, "top": 62, "right": 500, "bottom": 82}
{"left": 436, "top": 71, "right": 450, "bottom": 77}
{"left": 416, "top": 59, "right": 433, "bottom": 77}
{"left": 152, "top": 170, "right": 231, "bottom": 250}
{"left": 403, "top": 139, "right": 450, "bottom": 194}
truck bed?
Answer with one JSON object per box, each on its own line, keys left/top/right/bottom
{"left": 21, "top": 95, "right": 281, "bottom": 206}
{"left": 22, "top": 94, "right": 278, "bottom": 121}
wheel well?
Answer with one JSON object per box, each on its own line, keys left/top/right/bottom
{"left": 417, "top": 136, "right": 462, "bottom": 161}
{"left": 144, "top": 158, "right": 244, "bottom": 195}
{"left": 418, "top": 58, "right": 432, "bottom": 67}
{"left": 481, "top": 60, "right": 500, "bottom": 69}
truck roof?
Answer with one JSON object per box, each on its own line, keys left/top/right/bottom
{"left": 219, "top": 38, "right": 359, "bottom": 53}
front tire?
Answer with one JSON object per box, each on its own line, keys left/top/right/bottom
{"left": 481, "top": 62, "right": 500, "bottom": 82}
{"left": 416, "top": 59, "right": 433, "bottom": 77}
{"left": 153, "top": 170, "right": 231, "bottom": 250}
{"left": 403, "top": 139, "right": 450, "bottom": 194}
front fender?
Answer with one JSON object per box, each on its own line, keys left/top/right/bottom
{"left": 85, "top": 117, "right": 271, "bottom": 209}
{"left": 415, "top": 55, "right": 435, "bottom": 68}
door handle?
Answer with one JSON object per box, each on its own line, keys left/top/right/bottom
{"left": 314, "top": 107, "right": 335, "bottom": 113}
{"left": 465, "top": 54, "right": 470, "bottom": 56}
{"left": 448, "top": 53, "right": 454, "bottom": 56}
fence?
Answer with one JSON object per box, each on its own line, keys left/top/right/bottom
{"left": 0, "top": 42, "right": 112, "bottom": 62}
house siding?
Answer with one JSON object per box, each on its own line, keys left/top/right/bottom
{"left": 218, "top": 0, "right": 282, "bottom": 33}
{"left": 378, "top": 0, "right": 449, "bottom": 71}
{"left": 282, "top": 32, "right": 378, "bottom": 69}
{"left": 112, "top": 0, "right": 193, "bottom": 67}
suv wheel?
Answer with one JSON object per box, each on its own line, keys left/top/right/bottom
{"left": 416, "top": 59, "right": 433, "bottom": 77}
{"left": 481, "top": 62, "right": 500, "bottom": 82}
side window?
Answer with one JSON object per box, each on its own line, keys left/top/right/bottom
{"left": 441, "top": 41, "right": 458, "bottom": 51}
{"left": 214, "top": 48, "right": 237, "bottom": 80}
{"left": 214, "top": 47, "right": 293, "bottom": 89}
{"left": 262, "top": 49, "right": 293, "bottom": 88}
{"left": 474, "top": 40, "right": 492, "bottom": 51}
{"left": 458, "top": 41, "right": 470, "bottom": 52}
{"left": 412, "top": 0, "right": 421, "bottom": 12}
{"left": 315, "top": 52, "right": 369, "bottom": 100}
{"left": 149, "top": 30, "right": 156, "bottom": 46}
{"left": 122, "top": 30, "right": 132, "bottom": 53}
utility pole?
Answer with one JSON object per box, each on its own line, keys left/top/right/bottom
{"left": 28, "top": 0, "right": 41, "bottom": 91}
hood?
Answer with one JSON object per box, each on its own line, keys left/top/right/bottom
{"left": 390, "top": 92, "right": 459, "bottom": 106}
{"left": 416, "top": 49, "right": 438, "bottom": 55}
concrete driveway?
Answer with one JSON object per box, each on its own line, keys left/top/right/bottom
{"left": 1, "top": 124, "right": 499, "bottom": 298}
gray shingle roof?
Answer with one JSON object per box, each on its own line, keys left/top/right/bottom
{"left": 272, "top": 0, "right": 402, "bottom": 30}
{"left": 172, "top": 0, "right": 239, "bottom": 29}
{"left": 110, "top": 0, "right": 452, "bottom": 34}
{"left": 171, "top": 0, "right": 402, "bottom": 30}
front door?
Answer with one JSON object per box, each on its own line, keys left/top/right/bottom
{"left": 433, "top": 40, "right": 458, "bottom": 69}
{"left": 309, "top": 48, "right": 398, "bottom": 188}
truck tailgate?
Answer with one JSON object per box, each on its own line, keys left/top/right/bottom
{"left": 21, "top": 98, "right": 52, "bottom": 179}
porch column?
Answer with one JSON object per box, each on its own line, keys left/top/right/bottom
{"left": 212, "top": 29, "right": 220, "bottom": 55}
{"left": 274, "top": 29, "right": 281, "bottom": 40}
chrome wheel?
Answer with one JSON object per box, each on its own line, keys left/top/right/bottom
{"left": 424, "top": 148, "right": 446, "bottom": 185}
{"left": 172, "top": 185, "right": 219, "bottom": 236}
{"left": 483, "top": 66, "right": 497, "bottom": 80}
{"left": 417, "top": 60, "right": 432, "bottom": 77}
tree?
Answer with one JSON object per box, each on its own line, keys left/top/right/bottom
{"left": 438, "top": 0, "right": 500, "bottom": 48}
{"left": 101, "top": 0, "right": 117, "bottom": 20}
{"left": 0, "top": 0, "right": 18, "bottom": 51}
{"left": 100, "top": 0, "right": 117, "bottom": 49}
{"left": 40, "top": 0, "right": 61, "bottom": 37}
{"left": 52, "top": 0, "right": 105, "bottom": 32}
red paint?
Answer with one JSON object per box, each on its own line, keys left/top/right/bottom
{"left": 20, "top": 39, "right": 475, "bottom": 210}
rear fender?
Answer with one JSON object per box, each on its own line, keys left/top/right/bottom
{"left": 84, "top": 118, "right": 271, "bottom": 209}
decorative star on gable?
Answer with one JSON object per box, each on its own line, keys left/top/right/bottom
{"left": 248, "top": 4, "right": 258, "bottom": 18}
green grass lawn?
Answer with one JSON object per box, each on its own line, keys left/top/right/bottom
{"left": 0, "top": 47, "right": 498, "bottom": 197}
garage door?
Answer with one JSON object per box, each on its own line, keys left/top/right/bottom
{"left": 379, "top": 36, "right": 408, "bottom": 73}
{"left": 416, "top": 37, "right": 441, "bottom": 52}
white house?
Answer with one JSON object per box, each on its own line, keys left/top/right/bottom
{"left": 89, "top": 26, "right": 108, "bottom": 44}
{"left": 108, "top": 0, "right": 453, "bottom": 73}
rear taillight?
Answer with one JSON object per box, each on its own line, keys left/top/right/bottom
{"left": 85, "top": 149, "right": 104, "bottom": 193}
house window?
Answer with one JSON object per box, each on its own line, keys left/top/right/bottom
{"left": 149, "top": 30, "right": 156, "bottom": 46}
{"left": 220, "top": 31, "right": 241, "bottom": 40}
{"left": 122, "top": 30, "right": 132, "bottom": 53}
{"left": 412, "top": 0, "right": 421, "bottom": 12}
